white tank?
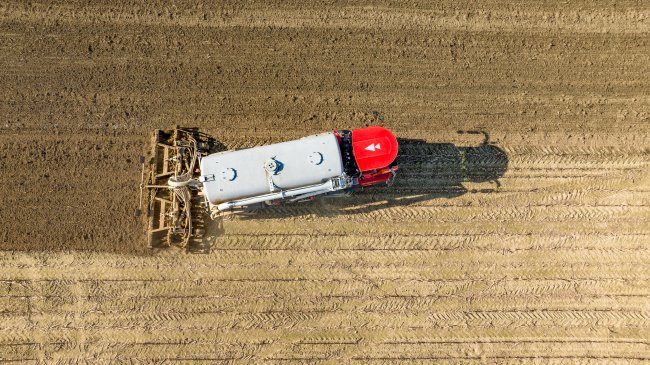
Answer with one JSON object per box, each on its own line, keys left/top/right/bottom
{"left": 200, "top": 132, "right": 344, "bottom": 204}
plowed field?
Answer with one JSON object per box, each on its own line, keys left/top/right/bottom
{"left": 1, "top": 1, "right": 649, "bottom": 363}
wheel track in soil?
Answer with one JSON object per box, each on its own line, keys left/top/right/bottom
{"left": 1, "top": 0, "right": 650, "bottom": 362}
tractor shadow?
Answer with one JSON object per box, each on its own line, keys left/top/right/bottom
{"left": 239, "top": 131, "right": 509, "bottom": 220}
{"left": 185, "top": 130, "right": 508, "bottom": 253}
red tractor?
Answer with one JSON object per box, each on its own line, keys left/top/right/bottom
{"left": 142, "top": 126, "right": 399, "bottom": 247}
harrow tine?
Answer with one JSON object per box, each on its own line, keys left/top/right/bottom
{"left": 135, "top": 155, "right": 146, "bottom": 217}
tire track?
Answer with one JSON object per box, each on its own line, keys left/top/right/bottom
{"left": 2, "top": 0, "right": 650, "bottom": 361}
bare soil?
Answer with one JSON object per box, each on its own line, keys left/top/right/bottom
{"left": 1, "top": 0, "right": 649, "bottom": 362}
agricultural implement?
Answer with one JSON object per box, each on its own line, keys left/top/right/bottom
{"left": 140, "top": 126, "right": 399, "bottom": 248}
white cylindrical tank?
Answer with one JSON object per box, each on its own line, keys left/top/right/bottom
{"left": 199, "top": 132, "right": 344, "bottom": 204}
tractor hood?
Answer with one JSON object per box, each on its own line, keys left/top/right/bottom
{"left": 351, "top": 126, "right": 398, "bottom": 172}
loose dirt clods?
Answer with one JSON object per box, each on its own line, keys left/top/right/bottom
{"left": 1, "top": 0, "right": 649, "bottom": 362}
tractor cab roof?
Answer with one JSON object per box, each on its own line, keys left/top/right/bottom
{"left": 351, "top": 126, "right": 398, "bottom": 172}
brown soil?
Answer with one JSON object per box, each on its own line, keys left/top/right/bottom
{"left": 1, "top": 0, "right": 649, "bottom": 362}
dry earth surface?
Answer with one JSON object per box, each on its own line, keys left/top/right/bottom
{"left": 1, "top": 0, "right": 650, "bottom": 363}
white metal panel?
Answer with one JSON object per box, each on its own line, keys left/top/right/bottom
{"left": 200, "top": 133, "right": 343, "bottom": 204}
